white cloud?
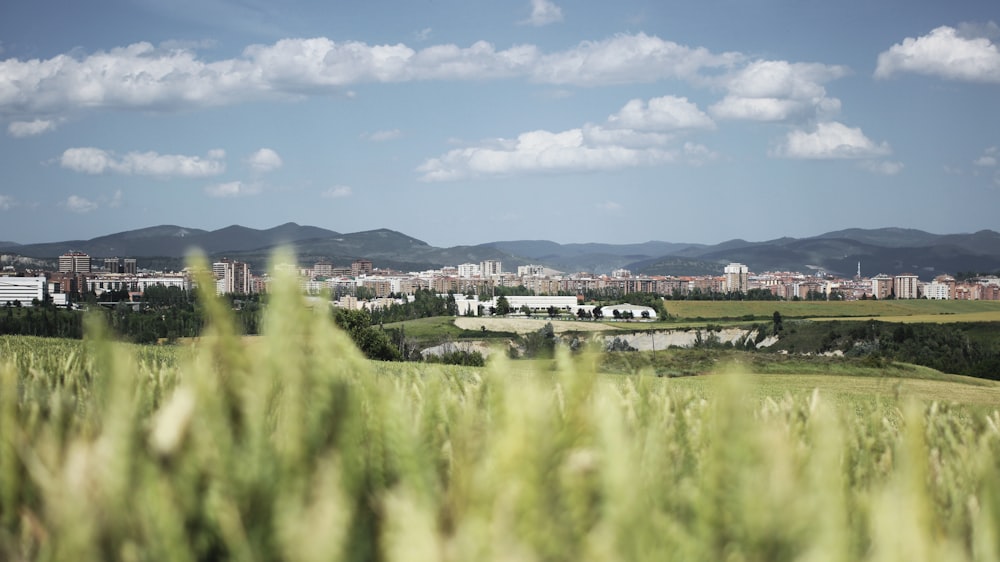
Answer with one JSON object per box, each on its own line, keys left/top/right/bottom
{"left": 0, "top": 34, "right": 743, "bottom": 120}
{"left": 875, "top": 24, "right": 1000, "bottom": 83}
{"left": 8, "top": 119, "right": 58, "bottom": 137}
{"left": 860, "top": 160, "right": 904, "bottom": 176}
{"left": 246, "top": 148, "right": 283, "bottom": 173}
{"left": 415, "top": 28, "right": 432, "bottom": 42}
{"left": 321, "top": 185, "right": 353, "bottom": 198}
{"left": 60, "top": 147, "right": 226, "bottom": 177}
{"left": 776, "top": 122, "right": 892, "bottom": 160}
{"left": 418, "top": 127, "right": 677, "bottom": 181}
{"left": 607, "top": 96, "right": 714, "bottom": 131}
{"left": 204, "top": 181, "right": 260, "bottom": 198}
{"left": 64, "top": 195, "right": 97, "bottom": 213}
{"left": 974, "top": 147, "right": 998, "bottom": 167}
{"left": 597, "top": 201, "right": 622, "bottom": 211}
{"left": 522, "top": 0, "right": 563, "bottom": 27}
{"left": 0, "top": 194, "right": 13, "bottom": 210}
{"left": 710, "top": 60, "right": 847, "bottom": 122}
{"left": 419, "top": 93, "right": 719, "bottom": 181}
{"left": 363, "top": 129, "right": 403, "bottom": 142}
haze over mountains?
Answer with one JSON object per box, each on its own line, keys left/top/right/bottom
{"left": 2, "top": 224, "right": 999, "bottom": 277}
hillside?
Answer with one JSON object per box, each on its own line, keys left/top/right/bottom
{"left": 2, "top": 224, "right": 1000, "bottom": 276}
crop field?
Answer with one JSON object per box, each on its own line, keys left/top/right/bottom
{"left": 3, "top": 268, "right": 1000, "bottom": 561}
{"left": 665, "top": 299, "right": 1000, "bottom": 321}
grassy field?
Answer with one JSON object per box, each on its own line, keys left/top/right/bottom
{"left": 665, "top": 298, "right": 1000, "bottom": 321}
{"left": 4, "top": 264, "right": 1000, "bottom": 561}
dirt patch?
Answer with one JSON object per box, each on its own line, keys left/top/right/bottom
{"left": 455, "top": 316, "right": 617, "bottom": 335}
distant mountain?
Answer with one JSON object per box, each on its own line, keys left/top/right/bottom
{"left": 6, "top": 223, "right": 339, "bottom": 259}
{"left": 813, "top": 227, "right": 942, "bottom": 248}
{"left": 630, "top": 229, "right": 1000, "bottom": 277}
{"left": 0, "top": 241, "right": 20, "bottom": 249}
{"left": 486, "top": 239, "right": 704, "bottom": 273}
{"left": 4, "top": 224, "right": 999, "bottom": 277}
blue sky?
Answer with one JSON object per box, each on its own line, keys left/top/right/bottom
{"left": 0, "top": 0, "right": 998, "bottom": 247}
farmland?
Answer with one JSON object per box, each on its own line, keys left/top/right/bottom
{"left": 2, "top": 274, "right": 1000, "bottom": 560}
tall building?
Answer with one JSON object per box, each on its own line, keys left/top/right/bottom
{"left": 894, "top": 274, "right": 920, "bottom": 299}
{"left": 871, "top": 274, "right": 893, "bottom": 299}
{"left": 213, "top": 260, "right": 252, "bottom": 295}
{"left": 481, "top": 260, "right": 502, "bottom": 278}
{"left": 723, "top": 263, "right": 749, "bottom": 293}
{"left": 351, "top": 259, "right": 373, "bottom": 277}
{"left": 458, "top": 263, "right": 481, "bottom": 278}
{"left": 104, "top": 257, "right": 122, "bottom": 273}
{"left": 58, "top": 252, "right": 91, "bottom": 273}
{"left": 123, "top": 258, "right": 138, "bottom": 275}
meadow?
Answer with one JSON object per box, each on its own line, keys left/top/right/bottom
{"left": 2, "top": 261, "right": 1000, "bottom": 560}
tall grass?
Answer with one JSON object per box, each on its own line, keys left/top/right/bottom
{"left": 1, "top": 252, "right": 999, "bottom": 561}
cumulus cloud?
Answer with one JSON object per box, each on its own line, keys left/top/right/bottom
{"left": 775, "top": 122, "right": 891, "bottom": 159}
{"left": 418, "top": 94, "right": 718, "bottom": 181}
{"left": 204, "top": 181, "right": 260, "bottom": 198}
{"left": 710, "top": 60, "right": 847, "bottom": 122}
{"left": 418, "top": 127, "right": 678, "bottom": 181}
{"left": 362, "top": 129, "right": 403, "bottom": 142}
{"left": 64, "top": 195, "right": 97, "bottom": 213}
{"left": 0, "top": 194, "right": 13, "bottom": 210}
{"left": 8, "top": 119, "right": 58, "bottom": 137}
{"left": 0, "top": 34, "right": 741, "bottom": 120}
{"left": 522, "top": 0, "right": 563, "bottom": 27}
{"left": 246, "top": 148, "right": 283, "bottom": 173}
{"left": 321, "top": 185, "right": 353, "bottom": 198}
{"left": 607, "top": 96, "right": 714, "bottom": 131}
{"left": 60, "top": 147, "right": 226, "bottom": 177}
{"left": 875, "top": 24, "right": 1000, "bottom": 82}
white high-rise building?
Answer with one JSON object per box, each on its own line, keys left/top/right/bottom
{"left": 458, "top": 263, "right": 481, "bottom": 278}
{"left": 212, "top": 260, "right": 252, "bottom": 295}
{"left": 723, "top": 263, "right": 749, "bottom": 293}
{"left": 894, "top": 274, "right": 920, "bottom": 299}
{"left": 481, "top": 260, "right": 502, "bottom": 278}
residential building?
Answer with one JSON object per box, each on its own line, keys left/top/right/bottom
{"left": 923, "top": 282, "right": 951, "bottom": 300}
{"left": 517, "top": 264, "right": 546, "bottom": 277}
{"left": 104, "top": 257, "right": 122, "bottom": 273}
{"left": 457, "top": 263, "right": 481, "bottom": 278}
{"left": 86, "top": 274, "right": 191, "bottom": 296}
{"left": 123, "top": 258, "right": 137, "bottom": 275}
{"left": 894, "top": 274, "right": 920, "bottom": 299}
{"left": 351, "top": 259, "right": 373, "bottom": 277}
{"left": 59, "top": 251, "right": 91, "bottom": 273}
{"left": 723, "top": 263, "right": 749, "bottom": 293}
{"left": 480, "top": 260, "right": 502, "bottom": 278}
{"left": 213, "top": 260, "right": 252, "bottom": 295}
{"left": 871, "top": 274, "right": 893, "bottom": 299}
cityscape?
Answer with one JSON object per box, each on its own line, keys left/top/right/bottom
{"left": 2, "top": 248, "right": 999, "bottom": 313}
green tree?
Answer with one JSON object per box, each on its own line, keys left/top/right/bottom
{"left": 496, "top": 295, "right": 512, "bottom": 317}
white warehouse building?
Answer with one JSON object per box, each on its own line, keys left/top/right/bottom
{"left": 0, "top": 276, "right": 47, "bottom": 306}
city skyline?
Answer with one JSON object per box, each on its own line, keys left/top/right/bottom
{"left": 1, "top": 1, "right": 998, "bottom": 246}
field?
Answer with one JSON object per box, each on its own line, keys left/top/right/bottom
{"left": 3, "top": 273, "right": 1000, "bottom": 560}
{"left": 665, "top": 299, "right": 1000, "bottom": 321}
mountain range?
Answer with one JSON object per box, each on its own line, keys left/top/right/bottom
{"left": 2, "top": 224, "right": 999, "bottom": 277}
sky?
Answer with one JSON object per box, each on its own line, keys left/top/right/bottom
{"left": 0, "top": 0, "right": 998, "bottom": 247}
